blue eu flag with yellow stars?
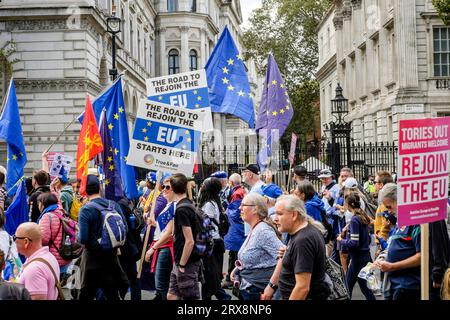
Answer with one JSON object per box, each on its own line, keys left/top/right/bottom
{"left": 256, "top": 54, "right": 293, "bottom": 171}
{"left": 205, "top": 26, "right": 255, "bottom": 128}
{"left": 0, "top": 79, "right": 27, "bottom": 195}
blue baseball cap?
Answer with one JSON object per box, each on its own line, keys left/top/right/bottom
{"left": 211, "top": 171, "right": 228, "bottom": 179}
{"left": 381, "top": 211, "right": 397, "bottom": 225}
{"left": 262, "top": 183, "right": 283, "bottom": 199}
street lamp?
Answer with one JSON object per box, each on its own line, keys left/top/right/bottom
{"left": 106, "top": 5, "right": 121, "bottom": 80}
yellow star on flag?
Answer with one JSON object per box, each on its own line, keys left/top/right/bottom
{"left": 187, "top": 137, "right": 192, "bottom": 142}
{"left": 227, "top": 58, "right": 234, "bottom": 65}
{"left": 107, "top": 156, "right": 113, "bottom": 162}
{"left": 286, "top": 99, "right": 290, "bottom": 103}
{"left": 193, "top": 90, "right": 198, "bottom": 94}
{"left": 142, "top": 128, "right": 147, "bottom": 133}
{"left": 272, "top": 111, "right": 278, "bottom": 116}
{"left": 108, "top": 123, "right": 113, "bottom": 131}
{"left": 147, "top": 121, "right": 152, "bottom": 126}
{"left": 272, "top": 80, "right": 277, "bottom": 85}
{"left": 280, "top": 84, "right": 284, "bottom": 88}
{"left": 109, "top": 147, "right": 113, "bottom": 152}
{"left": 118, "top": 107, "right": 124, "bottom": 113}
{"left": 238, "top": 90, "right": 245, "bottom": 97}
{"left": 197, "top": 96, "right": 202, "bottom": 101}
{"left": 236, "top": 54, "right": 243, "bottom": 60}
{"left": 182, "top": 145, "right": 187, "bottom": 150}
{"left": 12, "top": 154, "right": 17, "bottom": 161}
{"left": 114, "top": 113, "right": 119, "bottom": 120}
{"left": 285, "top": 91, "right": 289, "bottom": 96}
{"left": 227, "top": 85, "right": 235, "bottom": 91}
{"left": 105, "top": 179, "right": 110, "bottom": 186}
{"left": 158, "top": 96, "right": 163, "bottom": 100}
{"left": 222, "top": 77, "right": 229, "bottom": 84}
{"left": 124, "top": 156, "right": 129, "bottom": 162}
{"left": 144, "top": 136, "right": 149, "bottom": 141}
{"left": 185, "top": 130, "right": 190, "bottom": 135}
{"left": 280, "top": 109, "right": 285, "bottom": 114}
{"left": 195, "top": 104, "right": 200, "bottom": 108}
{"left": 109, "top": 165, "right": 114, "bottom": 171}
{"left": 222, "top": 67, "right": 229, "bottom": 74}
{"left": 114, "top": 148, "right": 118, "bottom": 155}
{"left": 286, "top": 105, "right": 290, "bottom": 110}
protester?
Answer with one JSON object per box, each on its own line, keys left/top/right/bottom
{"left": 167, "top": 173, "right": 201, "bottom": 300}
{"left": 263, "top": 195, "right": 329, "bottom": 300}
{"left": 230, "top": 193, "right": 283, "bottom": 300}
{"left": 376, "top": 212, "right": 397, "bottom": 252}
{"left": 241, "top": 164, "right": 264, "bottom": 195}
{"left": 57, "top": 176, "right": 74, "bottom": 215}
{"left": 374, "top": 183, "right": 421, "bottom": 300}
{"left": 0, "top": 211, "right": 21, "bottom": 281}
{"left": 373, "top": 171, "right": 394, "bottom": 256}
{"left": 144, "top": 175, "right": 175, "bottom": 300}
{"left": 0, "top": 248, "right": 31, "bottom": 300}
{"left": 28, "top": 170, "right": 51, "bottom": 222}
{"left": 293, "top": 165, "right": 307, "bottom": 187}
{"left": 198, "top": 177, "right": 229, "bottom": 300}
{"left": 0, "top": 171, "right": 10, "bottom": 210}
{"left": 16, "top": 222, "right": 61, "bottom": 300}
{"left": 364, "top": 176, "right": 375, "bottom": 195}
{"left": 295, "top": 181, "right": 325, "bottom": 222}
{"left": 37, "top": 192, "right": 72, "bottom": 277}
{"left": 318, "top": 169, "right": 340, "bottom": 215}
{"left": 337, "top": 192, "right": 376, "bottom": 300}
{"left": 77, "top": 175, "right": 129, "bottom": 300}
{"left": 211, "top": 171, "right": 230, "bottom": 210}
{"left": 222, "top": 173, "right": 246, "bottom": 289}
{"left": 339, "top": 167, "right": 353, "bottom": 186}
{"left": 261, "top": 183, "right": 283, "bottom": 219}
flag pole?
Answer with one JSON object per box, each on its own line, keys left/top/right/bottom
{"left": 6, "top": 175, "right": 25, "bottom": 196}
{"left": 137, "top": 171, "right": 162, "bottom": 279}
{"left": 44, "top": 114, "right": 80, "bottom": 154}
{"left": 0, "top": 78, "right": 12, "bottom": 116}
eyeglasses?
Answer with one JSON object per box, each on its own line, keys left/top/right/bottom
{"left": 13, "top": 235, "right": 32, "bottom": 242}
{"left": 162, "top": 185, "right": 171, "bottom": 191}
{"left": 240, "top": 203, "right": 256, "bottom": 207}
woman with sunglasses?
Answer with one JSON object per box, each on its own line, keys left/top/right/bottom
{"left": 197, "top": 177, "right": 230, "bottom": 300}
{"left": 144, "top": 174, "right": 175, "bottom": 300}
{"left": 230, "top": 193, "right": 283, "bottom": 300}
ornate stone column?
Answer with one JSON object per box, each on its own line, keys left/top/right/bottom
{"left": 158, "top": 27, "right": 167, "bottom": 76}
{"left": 180, "top": 26, "right": 190, "bottom": 72}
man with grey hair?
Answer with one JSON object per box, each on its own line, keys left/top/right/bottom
{"left": 222, "top": 173, "right": 246, "bottom": 289}
{"left": 262, "top": 195, "right": 330, "bottom": 300}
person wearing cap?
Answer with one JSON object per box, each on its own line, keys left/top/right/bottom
{"left": 293, "top": 165, "right": 307, "bottom": 187}
{"left": 77, "top": 174, "right": 129, "bottom": 300}
{"left": 261, "top": 183, "right": 283, "bottom": 219}
{"left": 318, "top": 169, "right": 340, "bottom": 217}
{"left": 376, "top": 211, "right": 397, "bottom": 252}
{"left": 211, "top": 171, "right": 230, "bottom": 211}
{"left": 241, "top": 164, "right": 264, "bottom": 196}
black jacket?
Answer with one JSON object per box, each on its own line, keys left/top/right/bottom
{"left": 430, "top": 220, "right": 450, "bottom": 284}
{"left": 0, "top": 280, "right": 31, "bottom": 300}
{"left": 28, "top": 185, "right": 51, "bottom": 222}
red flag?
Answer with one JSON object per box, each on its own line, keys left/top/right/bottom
{"left": 76, "top": 96, "right": 103, "bottom": 196}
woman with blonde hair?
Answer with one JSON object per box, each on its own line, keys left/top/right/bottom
{"left": 230, "top": 193, "right": 283, "bottom": 300}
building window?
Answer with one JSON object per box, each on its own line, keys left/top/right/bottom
{"left": 434, "top": 27, "right": 450, "bottom": 77}
{"left": 168, "top": 49, "right": 180, "bottom": 74}
{"left": 190, "top": 49, "right": 198, "bottom": 71}
{"left": 190, "top": 0, "right": 197, "bottom": 12}
{"left": 167, "top": 0, "right": 178, "bottom": 12}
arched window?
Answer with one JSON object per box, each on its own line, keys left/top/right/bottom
{"left": 190, "top": 0, "right": 197, "bottom": 12}
{"left": 168, "top": 49, "right": 180, "bottom": 74}
{"left": 167, "top": 0, "right": 178, "bottom": 12}
{"left": 190, "top": 49, "right": 198, "bottom": 71}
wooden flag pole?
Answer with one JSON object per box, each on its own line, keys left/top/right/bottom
{"left": 44, "top": 115, "right": 79, "bottom": 154}
{"left": 420, "top": 223, "right": 429, "bottom": 300}
{"left": 137, "top": 171, "right": 162, "bottom": 279}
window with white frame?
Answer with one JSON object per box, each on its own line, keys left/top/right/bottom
{"left": 434, "top": 27, "right": 450, "bottom": 77}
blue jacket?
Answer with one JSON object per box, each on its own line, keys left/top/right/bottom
{"left": 305, "top": 194, "right": 325, "bottom": 222}
{"left": 224, "top": 199, "right": 246, "bottom": 252}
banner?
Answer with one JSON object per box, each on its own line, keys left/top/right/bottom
{"left": 49, "top": 153, "right": 73, "bottom": 179}
{"left": 398, "top": 117, "right": 450, "bottom": 226}
{"left": 288, "top": 133, "right": 298, "bottom": 165}
{"left": 126, "top": 100, "right": 206, "bottom": 175}
{"left": 146, "top": 69, "right": 213, "bottom": 131}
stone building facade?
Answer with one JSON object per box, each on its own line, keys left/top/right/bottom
{"left": 317, "top": 0, "right": 450, "bottom": 144}
{"left": 0, "top": 0, "right": 259, "bottom": 174}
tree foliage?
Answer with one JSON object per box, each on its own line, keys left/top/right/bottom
{"left": 433, "top": 0, "right": 450, "bottom": 25}
{"left": 0, "top": 41, "right": 18, "bottom": 81}
{"left": 242, "top": 0, "right": 332, "bottom": 146}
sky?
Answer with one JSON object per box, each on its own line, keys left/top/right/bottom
{"left": 241, "top": 0, "right": 263, "bottom": 29}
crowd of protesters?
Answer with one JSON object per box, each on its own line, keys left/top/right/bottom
{"left": 1, "top": 155, "right": 450, "bottom": 301}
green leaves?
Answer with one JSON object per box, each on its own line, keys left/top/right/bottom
{"left": 433, "top": 0, "right": 450, "bottom": 25}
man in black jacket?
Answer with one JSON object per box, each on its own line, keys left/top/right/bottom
{"left": 0, "top": 249, "right": 31, "bottom": 300}
{"left": 28, "top": 170, "right": 50, "bottom": 222}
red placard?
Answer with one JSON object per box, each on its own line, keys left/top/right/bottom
{"left": 397, "top": 117, "right": 450, "bottom": 226}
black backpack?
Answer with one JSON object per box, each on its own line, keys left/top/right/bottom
{"left": 319, "top": 207, "right": 333, "bottom": 244}
{"left": 177, "top": 202, "right": 215, "bottom": 258}
{"left": 212, "top": 205, "right": 230, "bottom": 238}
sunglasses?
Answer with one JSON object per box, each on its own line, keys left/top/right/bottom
{"left": 13, "top": 235, "right": 32, "bottom": 242}
{"left": 162, "top": 185, "right": 171, "bottom": 191}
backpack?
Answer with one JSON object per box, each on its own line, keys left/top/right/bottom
{"left": 325, "top": 258, "right": 350, "bottom": 300}
{"left": 69, "top": 194, "right": 82, "bottom": 222}
{"left": 210, "top": 203, "right": 230, "bottom": 238}
{"left": 177, "top": 202, "right": 214, "bottom": 258}
{"left": 48, "top": 213, "right": 83, "bottom": 261}
{"left": 88, "top": 201, "right": 127, "bottom": 251}
{"left": 319, "top": 207, "right": 333, "bottom": 244}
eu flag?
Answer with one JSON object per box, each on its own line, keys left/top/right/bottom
{"left": 98, "top": 109, "right": 124, "bottom": 201}
{"left": 0, "top": 79, "right": 27, "bottom": 195}
{"left": 80, "top": 77, "right": 138, "bottom": 199}
{"left": 256, "top": 54, "right": 293, "bottom": 171}
{"left": 205, "top": 26, "right": 255, "bottom": 128}
{"left": 4, "top": 179, "right": 28, "bottom": 235}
